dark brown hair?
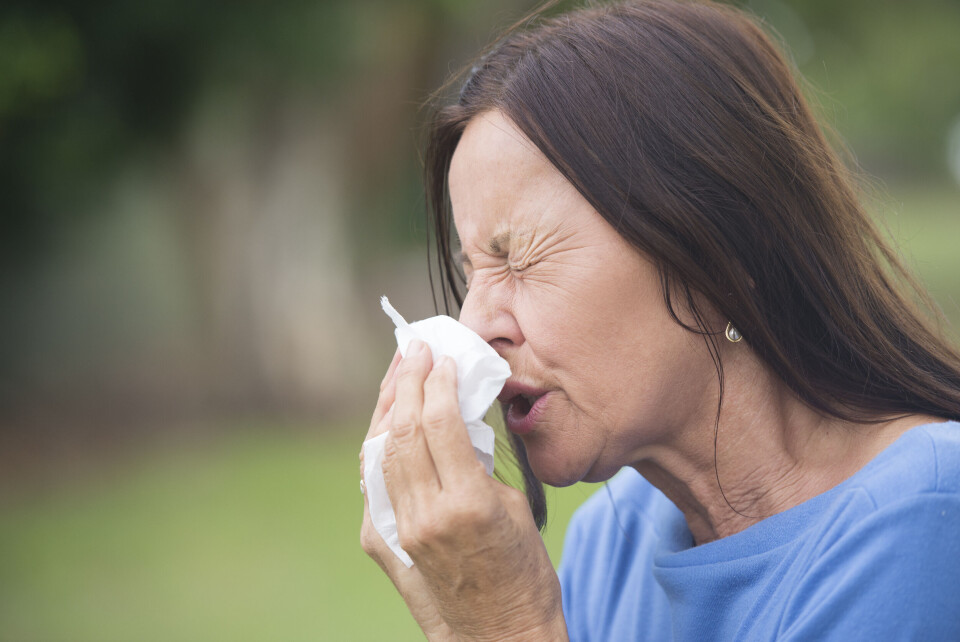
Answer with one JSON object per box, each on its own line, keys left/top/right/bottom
{"left": 424, "top": 0, "right": 960, "bottom": 529}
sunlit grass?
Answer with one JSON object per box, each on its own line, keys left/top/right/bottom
{"left": 0, "top": 427, "right": 600, "bottom": 641}
{"left": 0, "top": 430, "right": 417, "bottom": 641}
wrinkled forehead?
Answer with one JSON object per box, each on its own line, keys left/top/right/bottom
{"left": 448, "top": 111, "right": 576, "bottom": 251}
{"left": 449, "top": 111, "right": 543, "bottom": 183}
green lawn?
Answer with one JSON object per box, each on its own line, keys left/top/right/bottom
{"left": 0, "top": 428, "right": 598, "bottom": 641}
{"left": 1, "top": 181, "right": 956, "bottom": 641}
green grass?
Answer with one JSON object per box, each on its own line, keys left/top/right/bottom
{"left": 0, "top": 428, "right": 600, "bottom": 642}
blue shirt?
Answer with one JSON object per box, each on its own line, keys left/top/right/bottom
{"left": 558, "top": 421, "right": 960, "bottom": 640}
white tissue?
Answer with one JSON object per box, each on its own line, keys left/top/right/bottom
{"left": 362, "top": 296, "right": 511, "bottom": 567}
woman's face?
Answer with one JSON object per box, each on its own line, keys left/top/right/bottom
{"left": 449, "top": 111, "right": 719, "bottom": 486}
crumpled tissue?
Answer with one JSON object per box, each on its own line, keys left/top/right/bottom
{"left": 362, "top": 296, "right": 511, "bottom": 567}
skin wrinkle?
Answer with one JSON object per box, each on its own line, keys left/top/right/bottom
{"left": 513, "top": 224, "right": 582, "bottom": 274}
{"left": 462, "top": 219, "right": 592, "bottom": 298}
{"left": 448, "top": 109, "right": 943, "bottom": 545}
{"left": 452, "top": 110, "right": 721, "bottom": 491}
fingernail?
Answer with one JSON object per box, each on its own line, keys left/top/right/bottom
{"left": 437, "top": 355, "right": 453, "bottom": 371}
{"left": 409, "top": 339, "right": 426, "bottom": 356}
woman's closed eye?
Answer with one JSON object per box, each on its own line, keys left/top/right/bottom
{"left": 508, "top": 255, "right": 536, "bottom": 273}
{"left": 462, "top": 261, "right": 513, "bottom": 292}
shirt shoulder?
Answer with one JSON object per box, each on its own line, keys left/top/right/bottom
{"left": 845, "top": 420, "right": 960, "bottom": 507}
{"left": 778, "top": 421, "right": 960, "bottom": 639}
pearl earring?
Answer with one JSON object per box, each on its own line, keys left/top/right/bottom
{"left": 725, "top": 322, "right": 743, "bottom": 343}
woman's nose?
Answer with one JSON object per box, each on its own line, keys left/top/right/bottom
{"left": 458, "top": 285, "right": 524, "bottom": 349}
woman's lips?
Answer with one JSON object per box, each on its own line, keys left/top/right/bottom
{"left": 498, "top": 382, "right": 550, "bottom": 435}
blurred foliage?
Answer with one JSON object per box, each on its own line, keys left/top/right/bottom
{"left": 0, "top": 0, "right": 956, "bottom": 410}
{"left": 0, "top": 0, "right": 346, "bottom": 265}
{"left": 0, "top": 0, "right": 530, "bottom": 415}
{"left": 2, "top": 0, "right": 958, "bottom": 265}
{"left": 746, "top": 0, "right": 960, "bottom": 177}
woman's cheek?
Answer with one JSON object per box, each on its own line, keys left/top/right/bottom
{"left": 519, "top": 260, "right": 585, "bottom": 298}
{"left": 531, "top": 270, "right": 602, "bottom": 330}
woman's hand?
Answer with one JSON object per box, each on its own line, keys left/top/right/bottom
{"left": 360, "top": 347, "right": 454, "bottom": 640}
{"left": 360, "top": 339, "right": 567, "bottom": 641}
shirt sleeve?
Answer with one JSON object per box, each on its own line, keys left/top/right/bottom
{"left": 780, "top": 493, "right": 960, "bottom": 640}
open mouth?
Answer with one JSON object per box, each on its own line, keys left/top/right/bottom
{"left": 503, "top": 392, "right": 547, "bottom": 434}
{"left": 507, "top": 393, "right": 537, "bottom": 419}
{"left": 498, "top": 382, "right": 548, "bottom": 434}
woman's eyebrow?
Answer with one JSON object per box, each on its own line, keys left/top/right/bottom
{"left": 488, "top": 232, "right": 510, "bottom": 255}
{"left": 455, "top": 231, "right": 512, "bottom": 267}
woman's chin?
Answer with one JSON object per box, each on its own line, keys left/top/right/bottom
{"left": 525, "top": 441, "right": 620, "bottom": 487}
{"left": 525, "top": 444, "right": 591, "bottom": 488}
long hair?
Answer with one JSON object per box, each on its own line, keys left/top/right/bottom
{"left": 423, "top": 0, "right": 960, "bottom": 529}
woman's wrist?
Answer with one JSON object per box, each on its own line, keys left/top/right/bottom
{"left": 448, "top": 598, "right": 567, "bottom": 642}
{"left": 455, "top": 614, "right": 568, "bottom": 642}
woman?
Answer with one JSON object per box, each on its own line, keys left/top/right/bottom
{"left": 360, "top": 1, "right": 960, "bottom": 639}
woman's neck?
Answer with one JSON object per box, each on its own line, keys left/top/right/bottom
{"left": 631, "top": 348, "right": 943, "bottom": 545}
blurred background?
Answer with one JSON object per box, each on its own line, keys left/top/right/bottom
{"left": 1, "top": 0, "right": 958, "bottom": 639}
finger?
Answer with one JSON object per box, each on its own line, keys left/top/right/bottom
{"left": 366, "top": 375, "right": 397, "bottom": 442}
{"left": 389, "top": 339, "right": 441, "bottom": 495}
{"left": 391, "top": 339, "right": 432, "bottom": 441}
{"left": 421, "top": 356, "right": 485, "bottom": 487}
{"left": 366, "top": 349, "right": 403, "bottom": 442}
{"left": 382, "top": 439, "right": 433, "bottom": 530}
{"left": 380, "top": 427, "right": 413, "bottom": 522}
{"left": 380, "top": 348, "right": 402, "bottom": 392}
{"left": 383, "top": 416, "right": 441, "bottom": 512}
